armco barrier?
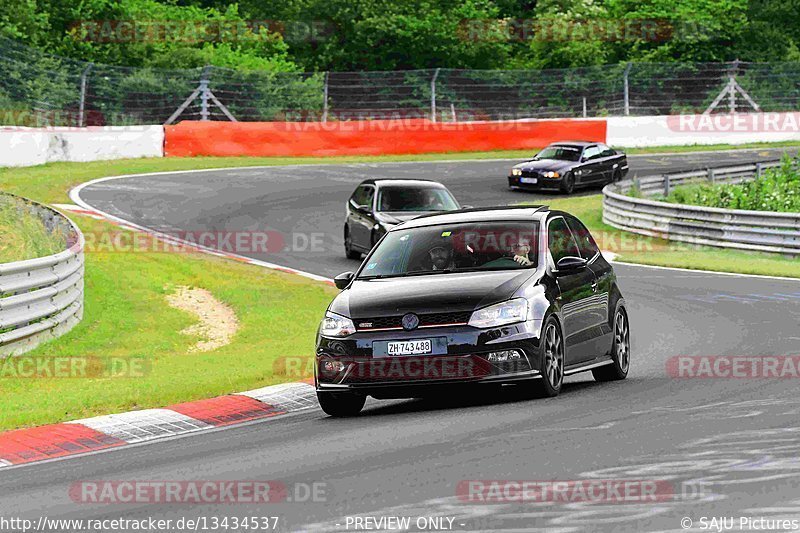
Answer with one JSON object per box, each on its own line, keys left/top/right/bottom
{"left": 602, "top": 161, "right": 800, "bottom": 255}
{"left": 0, "top": 195, "right": 84, "bottom": 356}
{"left": 606, "top": 113, "right": 800, "bottom": 147}
{"left": 164, "top": 119, "right": 608, "bottom": 157}
{"left": 0, "top": 126, "right": 164, "bottom": 167}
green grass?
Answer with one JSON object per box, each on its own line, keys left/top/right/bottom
{"left": 623, "top": 140, "right": 800, "bottom": 155}
{"left": 0, "top": 197, "right": 65, "bottom": 262}
{"left": 538, "top": 195, "right": 800, "bottom": 278}
{"left": 0, "top": 216, "right": 336, "bottom": 430}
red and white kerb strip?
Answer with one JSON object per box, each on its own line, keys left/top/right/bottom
{"left": 0, "top": 383, "right": 317, "bottom": 467}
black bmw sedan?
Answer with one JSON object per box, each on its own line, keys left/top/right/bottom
{"left": 344, "top": 179, "right": 461, "bottom": 259}
{"left": 508, "top": 142, "right": 628, "bottom": 194}
{"left": 316, "top": 206, "right": 630, "bottom": 416}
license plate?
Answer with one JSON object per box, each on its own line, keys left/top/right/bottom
{"left": 372, "top": 337, "right": 448, "bottom": 358}
{"left": 387, "top": 339, "right": 432, "bottom": 356}
{"left": 520, "top": 177, "right": 538, "bottom": 184}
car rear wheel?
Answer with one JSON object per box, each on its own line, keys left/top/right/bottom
{"left": 344, "top": 227, "right": 361, "bottom": 259}
{"left": 560, "top": 173, "right": 575, "bottom": 194}
{"left": 593, "top": 306, "right": 630, "bottom": 382}
{"left": 317, "top": 391, "right": 366, "bottom": 417}
{"left": 532, "top": 317, "right": 564, "bottom": 397}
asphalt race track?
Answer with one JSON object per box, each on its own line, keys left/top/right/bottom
{"left": 3, "top": 148, "right": 800, "bottom": 532}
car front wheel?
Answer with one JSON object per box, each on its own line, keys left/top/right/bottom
{"left": 593, "top": 305, "right": 630, "bottom": 382}
{"left": 532, "top": 316, "right": 564, "bottom": 397}
{"left": 561, "top": 172, "right": 575, "bottom": 194}
{"left": 317, "top": 391, "right": 366, "bottom": 417}
{"left": 344, "top": 227, "right": 361, "bottom": 259}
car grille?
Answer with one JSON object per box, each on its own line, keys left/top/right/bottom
{"left": 355, "top": 311, "right": 472, "bottom": 331}
{"left": 521, "top": 169, "right": 541, "bottom": 178}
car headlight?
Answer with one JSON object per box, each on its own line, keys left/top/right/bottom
{"left": 543, "top": 171, "right": 560, "bottom": 178}
{"left": 320, "top": 311, "right": 356, "bottom": 337}
{"left": 468, "top": 298, "right": 529, "bottom": 329}
{"left": 511, "top": 168, "right": 522, "bottom": 176}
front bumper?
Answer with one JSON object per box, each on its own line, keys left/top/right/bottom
{"left": 508, "top": 175, "right": 563, "bottom": 191}
{"left": 315, "top": 321, "right": 543, "bottom": 396}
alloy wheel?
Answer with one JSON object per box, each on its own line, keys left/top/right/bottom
{"left": 544, "top": 322, "right": 564, "bottom": 389}
{"left": 615, "top": 309, "right": 630, "bottom": 373}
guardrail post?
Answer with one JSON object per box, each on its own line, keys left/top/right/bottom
{"left": 663, "top": 174, "right": 670, "bottom": 196}
{"left": 708, "top": 168, "right": 715, "bottom": 184}
{"left": 431, "top": 68, "right": 441, "bottom": 123}
{"left": 755, "top": 163, "right": 762, "bottom": 180}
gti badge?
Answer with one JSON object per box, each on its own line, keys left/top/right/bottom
{"left": 401, "top": 313, "right": 420, "bottom": 331}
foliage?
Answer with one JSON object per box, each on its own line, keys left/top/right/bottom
{"left": 666, "top": 155, "right": 800, "bottom": 212}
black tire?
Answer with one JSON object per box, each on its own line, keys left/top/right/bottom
{"left": 611, "top": 169, "right": 622, "bottom": 183}
{"left": 317, "top": 391, "right": 366, "bottom": 417}
{"left": 560, "top": 172, "right": 575, "bottom": 194}
{"left": 344, "top": 227, "right": 361, "bottom": 259}
{"left": 593, "top": 305, "right": 630, "bottom": 382}
{"left": 531, "top": 316, "right": 564, "bottom": 398}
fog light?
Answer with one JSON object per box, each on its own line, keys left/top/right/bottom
{"left": 487, "top": 350, "right": 522, "bottom": 362}
{"left": 322, "top": 360, "right": 345, "bottom": 372}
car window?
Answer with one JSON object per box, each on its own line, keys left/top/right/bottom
{"left": 358, "top": 222, "right": 539, "bottom": 278}
{"left": 582, "top": 146, "right": 602, "bottom": 161}
{"left": 534, "top": 146, "right": 581, "bottom": 162}
{"left": 548, "top": 217, "right": 581, "bottom": 264}
{"left": 566, "top": 217, "right": 600, "bottom": 260}
{"left": 351, "top": 186, "right": 373, "bottom": 208}
{"left": 598, "top": 144, "right": 616, "bottom": 158}
{"left": 377, "top": 187, "right": 459, "bottom": 212}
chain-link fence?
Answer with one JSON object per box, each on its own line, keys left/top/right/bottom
{"left": 1, "top": 37, "right": 799, "bottom": 127}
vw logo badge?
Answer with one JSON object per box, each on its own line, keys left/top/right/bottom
{"left": 401, "top": 313, "right": 420, "bottom": 331}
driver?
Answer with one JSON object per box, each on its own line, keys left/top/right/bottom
{"left": 428, "top": 240, "right": 455, "bottom": 270}
{"left": 480, "top": 234, "right": 533, "bottom": 268}
{"left": 509, "top": 237, "right": 533, "bottom": 266}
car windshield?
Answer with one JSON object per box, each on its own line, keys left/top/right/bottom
{"left": 376, "top": 186, "right": 459, "bottom": 212}
{"left": 533, "top": 146, "right": 581, "bottom": 162}
{"left": 358, "top": 221, "right": 539, "bottom": 279}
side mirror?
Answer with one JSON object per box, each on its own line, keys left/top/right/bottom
{"left": 333, "top": 271, "right": 354, "bottom": 290}
{"left": 554, "top": 256, "right": 587, "bottom": 276}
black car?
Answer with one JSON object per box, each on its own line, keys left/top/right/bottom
{"left": 316, "top": 206, "right": 630, "bottom": 416}
{"left": 508, "top": 141, "right": 628, "bottom": 194}
{"left": 344, "top": 179, "right": 461, "bottom": 259}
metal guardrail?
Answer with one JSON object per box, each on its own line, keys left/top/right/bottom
{"left": 0, "top": 194, "right": 84, "bottom": 357}
{"left": 602, "top": 160, "right": 800, "bottom": 255}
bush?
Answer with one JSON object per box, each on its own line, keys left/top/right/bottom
{"left": 665, "top": 155, "right": 800, "bottom": 212}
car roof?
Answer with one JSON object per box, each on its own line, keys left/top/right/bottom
{"left": 358, "top": 178, "right": 447, "bottom": 188}
{"left": 395, "top": 206, "right": 549, "bottom": 230}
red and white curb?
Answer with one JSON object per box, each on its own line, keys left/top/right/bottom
{"left": 0, "top": 382, "right": 317, "bottom": 468}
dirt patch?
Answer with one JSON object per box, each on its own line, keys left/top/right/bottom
{"left": 165, "top": 286, "right": 239, "bottom": 352}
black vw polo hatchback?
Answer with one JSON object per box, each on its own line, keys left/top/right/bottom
{"left": 315, "top": 206, "right": 630, "bottom": 416}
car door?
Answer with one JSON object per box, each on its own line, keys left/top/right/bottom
{"left": 597, "top": 144, "right": 621, "bottom": 183}
{"left": 577, "top": 145, "right": 607, "bottom": 184}
{"left": 348, "top": 185, "right": 375, "bottom": 250}
{"left": 548, "top": 216, "right": 599, "bottom": 366}
{"left": 566, "top": 215, "right": 613, "bottom": 357}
